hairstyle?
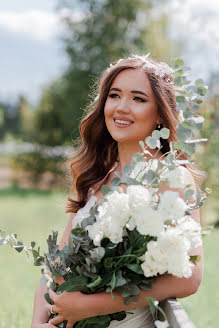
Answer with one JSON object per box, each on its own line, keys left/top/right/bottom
{"left": 66, "top": 56, "right": 205, "bottom": 213}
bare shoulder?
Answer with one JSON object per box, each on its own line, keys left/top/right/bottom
{"left": 59, "top": 212, "right": 77, "bottom": 250}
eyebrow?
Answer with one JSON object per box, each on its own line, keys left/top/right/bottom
{"left": 109, "top": 87, "right": 149, "bottom": 98}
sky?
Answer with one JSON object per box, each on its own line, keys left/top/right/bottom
{"left": 0, "top": 0, "right": 218, "bottom": 104}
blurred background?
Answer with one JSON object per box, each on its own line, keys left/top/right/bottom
{"left": 0, "top": 0, "right": 218, "bottom": 327}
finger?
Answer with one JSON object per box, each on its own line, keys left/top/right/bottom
{"left": 50, "top": 315, "right": 64, "bottom": 326}
{"left": 66, "top": 321, "right": 75, "bottom": 328}
{"left": 48, "top": 289, "right": 57, "bottom": 303}
{"left": 45, "top": 302, "right": 58, "bottom": 314}
{"left": 54, "top": 276, "right": 65, "bottom": 285}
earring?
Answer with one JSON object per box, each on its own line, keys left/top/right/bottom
{"left": 157, "top": 123, "right": 161, "bottom": 129}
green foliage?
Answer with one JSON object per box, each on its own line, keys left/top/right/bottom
{"left": 33, "top": 0, "right": 174, "bottom": 145}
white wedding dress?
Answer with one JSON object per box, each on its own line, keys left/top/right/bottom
{"left": 72, "top": 182, "right": 156, "bottom": 327}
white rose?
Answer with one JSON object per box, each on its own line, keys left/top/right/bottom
{"left": 158, "top": 190, "right": 188, "bottom": 221}
{"left": 163, "top": 166, "right": 186, "bottom": 189}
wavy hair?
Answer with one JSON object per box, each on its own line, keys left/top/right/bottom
{"left": 66, "top": 56, "right": 205, "bottom": 213}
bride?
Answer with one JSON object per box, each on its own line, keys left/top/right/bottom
{"left": 31, "top": 55, "right": 203, "bottom": 328}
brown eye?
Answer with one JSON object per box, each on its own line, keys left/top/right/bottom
{"left": 109, "top": 93, "right": 119, "bottom": 98}
{"left": 134, "top": 97, "right": 146, "bottom": 103}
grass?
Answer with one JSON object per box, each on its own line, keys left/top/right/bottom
{"left": 0, "top": 186, "right": 218, "bottom": 327}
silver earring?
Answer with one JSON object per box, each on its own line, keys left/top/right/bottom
{"left": 157, "top": 123, "right": 160, "bottom": 129}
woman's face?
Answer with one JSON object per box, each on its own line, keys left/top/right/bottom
{"left": 104, "top": 68, "right": 160, "bottom": 145}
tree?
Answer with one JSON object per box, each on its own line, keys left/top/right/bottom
{"left": 35, "top": 0, "right": 175, "bottom": 144}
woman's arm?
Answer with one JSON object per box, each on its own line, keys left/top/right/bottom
{"left": 31, "top": 213, "right": 76, "bottom": 327}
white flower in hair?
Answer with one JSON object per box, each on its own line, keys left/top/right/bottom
{"left": 106, "top": 52, "right": 173, "bottom": 79}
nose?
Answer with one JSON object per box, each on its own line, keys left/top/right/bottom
{"left": 116, "top": 97, "right": 131, "bottom": 113}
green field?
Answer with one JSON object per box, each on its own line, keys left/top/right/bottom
{"left": 0, "top": 186, "right": 218, "bottom": 327}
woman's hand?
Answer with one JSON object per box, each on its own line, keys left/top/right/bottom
{"left": 45, "top": 289, "right": 92, "bottom": 328}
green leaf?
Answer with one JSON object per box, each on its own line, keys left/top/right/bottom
{"left": 146, "top": 297, "right": 158, "bottom": 317}
{"left": 190, "top": 255, "right": 201, "bottom": 264}
{"left": 181, "top": 121, "right": 194, "bottom": 130}
{"left": 197, "top": 85, "right": 208, "bottom": 96}
{"left": 145, "top": 136, "right": 157, "bottom": 149}
{"left": 126, "top": 263, "right": 144, "bottom": 274}
{"left": 87, "top": 276, "right": 102, "bottom": 288}
{"left": 195, "top": 79, "right": 204, "bottom": 87}
{"left": 14, "top": 241, "right": 24, "bottom": 253}
{"left": 152, "top": 130, "right": 160, "bottom": 140}
{"left": 185, "top": 189, "right": 194, "bottom": 202}
{"left": 139, "top": 140, "right": 145, "bottom": 151}
{"left": 177, "top": 125, "right": 194, "bottom": 142}
{"left": 31, "top": 241, "right": 36, "bottom": 248}
{"left": 171, "top": 57, "right": 184, "bottom": 69}
{"left": 176, "top": 95, "right": 186, "bottom": 103}
{"left": 122, "top": 164, "right": 131, "bottom": 175}
{"left": 174, "top": 141, "right": 195, "bottom": 155}
{"left": 101, "top": 185, "right": 111, "bottom": 196}
{"left": 44, "top": 292, "right": 53, "bottom": 305}
{"left": 160, "top": 128, "right": 170, "bottom": 139}
{"left": 111, "top": 271, "right": 116, "bottom": 291}
{"left": 121, "top": 285, "right": 140, "bottom": 297}
{"left": 115, "top": 270, "right": 127, "bottom": 287}
{"left": 110, "top": 177, "right": 120, "bottom": 188}
{"left": 57, "top": 276, "right": 88, "bottom": 292}
{"left": 176, "top": 102, "right": 187, "bottom": 111}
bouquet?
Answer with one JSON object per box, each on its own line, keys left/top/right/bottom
{"left": 0, "top": 58, "right": 212, "bottom": 328}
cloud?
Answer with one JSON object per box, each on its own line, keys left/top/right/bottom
{"left": 0, "top": 10, "right": 61, "bottom": 41}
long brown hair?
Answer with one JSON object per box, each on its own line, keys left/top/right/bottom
{"left": 66, "top": 56, "right": 205, "bottom": 213}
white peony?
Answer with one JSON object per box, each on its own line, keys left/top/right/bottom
{"left": 158, "top": 228, "right": 193, "bottom": 278}
{"left": 140, "top": 227, "right": 194, "bottom": 278}
{"left": 176, "top": 216, "right": 202, "bottom": 251}
{"left": 158, "top": 190, "right": 188, "bottom": 221}
{"left": 133, "top": 207, "right": 164, "bottom": 237}
{"left": 86, "top": 221, "right": 104, "bottom": 246}
{"left": 140, "top": 240, "right": 168, "bottom": 277}
{"left": 127, "top": 185, "right": 151, "bottom": 211}
{"left": 98, "top": 191, "right": 130, "bottom": 227}
{"left": 87, "top": 191, "right": 130, "bottom": 245}
{"left": 162, "top": 166, "right": 186, "bottom": 189}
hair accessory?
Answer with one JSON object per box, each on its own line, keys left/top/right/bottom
{"left": 106, "top": 53, "right": 173, "bottom": 79}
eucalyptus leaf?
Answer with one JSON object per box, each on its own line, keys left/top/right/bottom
{"left": 139, "top": 140, "right": 145, "bottom": 151}
{"left": 197, "top": 85, "right": 208, "bottom": 96}
{"left": 110, "top": 177, "right": 120, "bottom": 188}
{"left": 195, "top": 79, "right": 204, "bottom": 87}
{"left": 145, "top": 136, "right": 157, "bottom": 149}
{"left": 101, "top": 185, "right": 111, "bottom": 196}
{"left": 185, "top": 189, "right": 194, "bottom": 202}
{"left": 160, "top": 128, "right": 170, "bottom": 139}
{"left": 152, "top": 130, "right": 160, "bottom": 140}
{"left": 171, "top": 57, "right": 184, "bottom": 68}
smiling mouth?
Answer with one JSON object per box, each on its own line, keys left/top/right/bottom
{"left": 114, "top": 119, "right": 134, "bottom": 127}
